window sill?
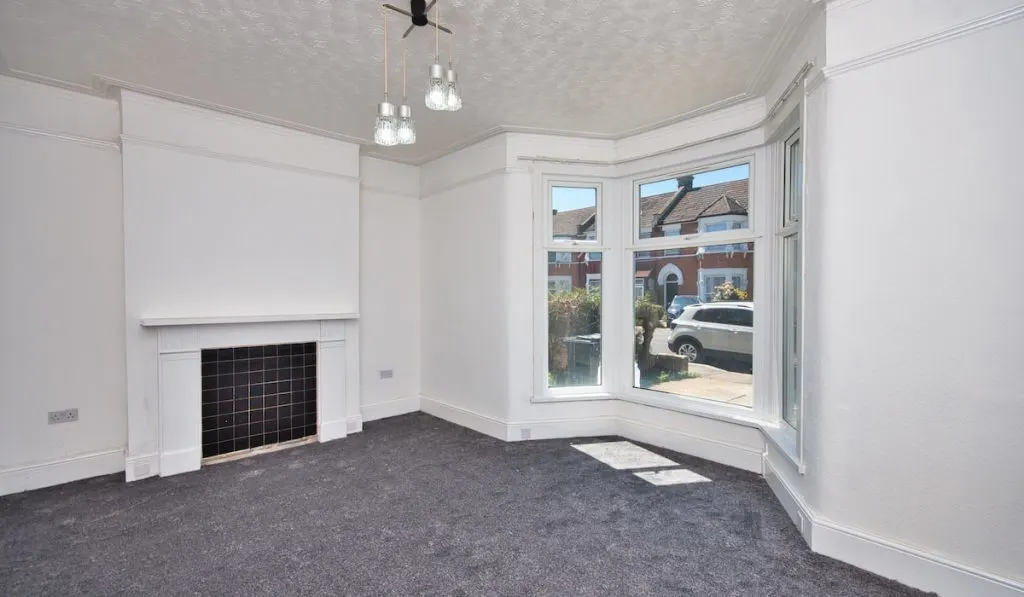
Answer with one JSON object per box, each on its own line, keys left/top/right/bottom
{"left": 617, "top": 390, "right": 764, "bottom": 429}
{"left": 761, "top": 422, "right": 803, "bottom": 474}
{"left": 532, "top": 392, "right": 617, "bottom": 404}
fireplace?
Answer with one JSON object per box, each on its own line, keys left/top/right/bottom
{"left": 128, "top": 314, "right": 360, "bottom": 481}
{"left": 200, "top": 342, "right": 318, "bottom": 458}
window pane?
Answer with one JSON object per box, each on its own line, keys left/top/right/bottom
{"left": 638, "top": 164, "right": 750, "bottom": 240}
{"left": 552, "top": 186, "right": 597, "bottom": 243}
{"left": 548, "top": 252, "right": 602, "bottom": 388}
{"left": 633, "top": 247, "right": 753, "bottom": 407}
{"left": 783, "top": 236, "right": 801, "bottom": 428}
{"left": 785, "top": 135, "right": 803, "bottom": 224}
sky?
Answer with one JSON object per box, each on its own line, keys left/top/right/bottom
{"left": 551, "top": 163, "right": 750, "bottom": 212}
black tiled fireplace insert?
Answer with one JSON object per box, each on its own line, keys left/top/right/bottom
{"left": 200, "top": 342, "right": 317, "bottom": 458}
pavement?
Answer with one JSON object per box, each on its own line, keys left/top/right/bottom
{"left": 646, "top": 327, "right": 753, "bottom": 407}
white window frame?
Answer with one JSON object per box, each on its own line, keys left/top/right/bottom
{"left": 760, "top": 105, "right": 807, "bottom": 473}
{"left": 547, "top": 180, "right": 602, "bottom": 247}
{"left": 622, "top": 153, "right": 764, "bottom": 420}
{"left": 536, "top": 172, "right": 617, "bottom": 400}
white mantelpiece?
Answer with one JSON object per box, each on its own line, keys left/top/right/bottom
{"left": 130, "top": 316, "right": 360, "bottom": 480}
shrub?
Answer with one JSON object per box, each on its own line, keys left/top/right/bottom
{"left": 711, "top": 281, "right": 749, "bottom": 302}
{"left": 548, "top": 288, "right": 601, "bottom": 378}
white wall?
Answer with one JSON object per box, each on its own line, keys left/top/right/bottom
{"left": 359, "top": 157, "right": 421, "bottom": 421}
{"left": 419, "top": 137, "right": 510, "bottom": 431}
{"left": 0, "top": 77, "right": 127, "bottom": 492}
{"left": 804, "top": 2, "right": 1024, "bottom": 586}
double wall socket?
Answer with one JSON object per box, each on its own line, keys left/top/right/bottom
{"left": 48, "top": 408, "right": 78, "bottom": 424}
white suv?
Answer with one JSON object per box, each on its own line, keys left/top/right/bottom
{"left": 667, "top": 302, "right": 753, "bottom": 364}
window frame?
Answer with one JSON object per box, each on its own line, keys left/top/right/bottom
{"left": 632, "top": 156, "right": 756, "bottom": 251}
{"left": 547, "top": 180, "right": 603, "bottom": 247}
{"left": 536, "top": 173, "right": 617, "bottom": 400}
{"left": 761, "top": 105, "right": 807, "bottom": 473}
{"left": 622, "top": 152, "right": 763, "bottom": 415}
{"left": 780, "top": 127, "right": 804, "bottom": 431}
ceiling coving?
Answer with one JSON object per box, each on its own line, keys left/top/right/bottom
{"left": 0, "top": 0, "right": 811, "bottom": 163}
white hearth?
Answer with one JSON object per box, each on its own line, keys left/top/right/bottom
{"left": 128, "top": 314, "right": 359, "bottom": 480}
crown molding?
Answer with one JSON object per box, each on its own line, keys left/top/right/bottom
{"left": 746, "top": 1, "right": 822, "bottom": 96}
{"left": 0, "top": 120, "right": 120, "bottom": 151}
{"left": 823, "top": 0, "right": 874, "bottom": 13}
{"left": 93, "top": 75, "right": 369, "bottom": 148}
{"left": 822, "top": 3, "right": 1024, "bottom": 79}
{"left": 4, "top": 68, "right": 102, "bottom": 96}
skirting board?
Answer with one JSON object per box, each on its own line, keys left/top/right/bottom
{"left": 505, "top": 416, "right": 618, "bottom": 442}
{"left": 319, "top": 419, "right": 349, "bottom": 443}
{"left": 361, "top": 396, "right": 421, "bottom": 423}
{"left": 0, "top": 448, "right": 125, "bottom": 496}
{"left": 617, "top": 416, "right": 764, "bottom": 474}
{"left": 420, "top": 396, "right": 507, "bottom": 440}
{"left": 763, "top": 457, "right": 1024, "bottom": 597}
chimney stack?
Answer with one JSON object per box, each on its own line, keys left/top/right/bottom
{"left": 676, "top": 175, "right": 694, "bottom": 192}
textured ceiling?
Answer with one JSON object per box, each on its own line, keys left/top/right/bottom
{"left": 0, "top": 0, "right": 808, "bottom": 163}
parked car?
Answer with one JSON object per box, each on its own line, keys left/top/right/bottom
{"left": 666, "top": 295, "right": 702, "bottom": 326}
{"left": 667, "top": 302, "right": 753, "bottom": 364}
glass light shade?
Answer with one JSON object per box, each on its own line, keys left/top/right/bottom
{"left": 397, "top": 104, "right": 416, "bottom": 145}
{"left": 425, "top": 63, "right": 447, "bottom": 111}
{"left": 444, "top": 68, "right": 462, "bottom": 111}
{"left": 374, "top": 101, "right": 398, "bottom": 146}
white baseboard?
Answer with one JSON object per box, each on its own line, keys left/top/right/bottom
{"left": 125, "top": 453, "right": 159, "bottom": 482}
{"left": 420, "top": 396, "right": 507, "bottom": 440}
{"left": 159, "top": 447, "right": 200, "bottom": 477}
{"left": 319, "top": 418, "right": 349, "bottom": 442}
{"left": 346, "top": 415, "right": 363, "bottom": 434}
{"left": 0, "top": 448, "right": 125, "bottom": 496}
{"left": 763, "top": 456, "right": 1023, "bottom": 597}
{"left": 505, "top": 415, "right": 619, "bottom": 442}
{"left": 361, "top": 395, "right": 421, "bottom": 423}
{"left": 617, "top": 416, "right": 763, "bottom": 473}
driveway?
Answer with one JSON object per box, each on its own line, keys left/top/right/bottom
{"left": 645, "top": 327, "right": 753, "bottom": 407}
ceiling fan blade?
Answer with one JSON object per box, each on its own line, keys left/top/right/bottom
{"left": 424, "top": 0, "right": 437, "bottom": 14}
{"left": 425, "top": 18, "right": 454, "bottom": 35}
{"left": 401, "top": 24, "right": 416, "bottom": 39}
{"left": 382, "top": 4, "right": 414, "bottom": 18}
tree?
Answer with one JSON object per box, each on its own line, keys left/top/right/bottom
{"left": 634, "top": 293, "right": 665, "bottom": 372}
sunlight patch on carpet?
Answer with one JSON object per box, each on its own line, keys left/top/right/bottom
{"left": 571, "top": 441, "right": 678, "bottom": 470}
{"left": 634, "top": 469, "right": 711, "bottom": 486}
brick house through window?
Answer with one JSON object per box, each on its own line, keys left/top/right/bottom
{"left": 549, "top": 177, "right": 753, "bottom": 308}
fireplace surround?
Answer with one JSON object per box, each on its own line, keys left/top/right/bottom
{"left": 128, "top": 314, "right": 359, "bottom": 480}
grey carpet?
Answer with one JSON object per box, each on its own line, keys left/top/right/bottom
{"left": 1, "top": 413, "right": 933, "bottom": 597}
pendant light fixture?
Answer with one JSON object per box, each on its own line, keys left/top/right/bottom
{"left": 444, "top": 32, "right": 462, "bottom": 112}
{"left": 424, "top": 0, "right": 447, "bottom": 111}
{"left": 396, "top": 46, "right": 416, "bottom": 144}
{"left": 374, "top": 8, "right": 399, "bottom": 146}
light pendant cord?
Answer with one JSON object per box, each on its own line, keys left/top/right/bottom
{"left": 383, "top": 8, "right": 389, "bottom": 98}
{"left": 435, "top": 0, "right": 440, "bottom": 60}
{"left": 402, "top": 45, "right": 407, "bottom": 101}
